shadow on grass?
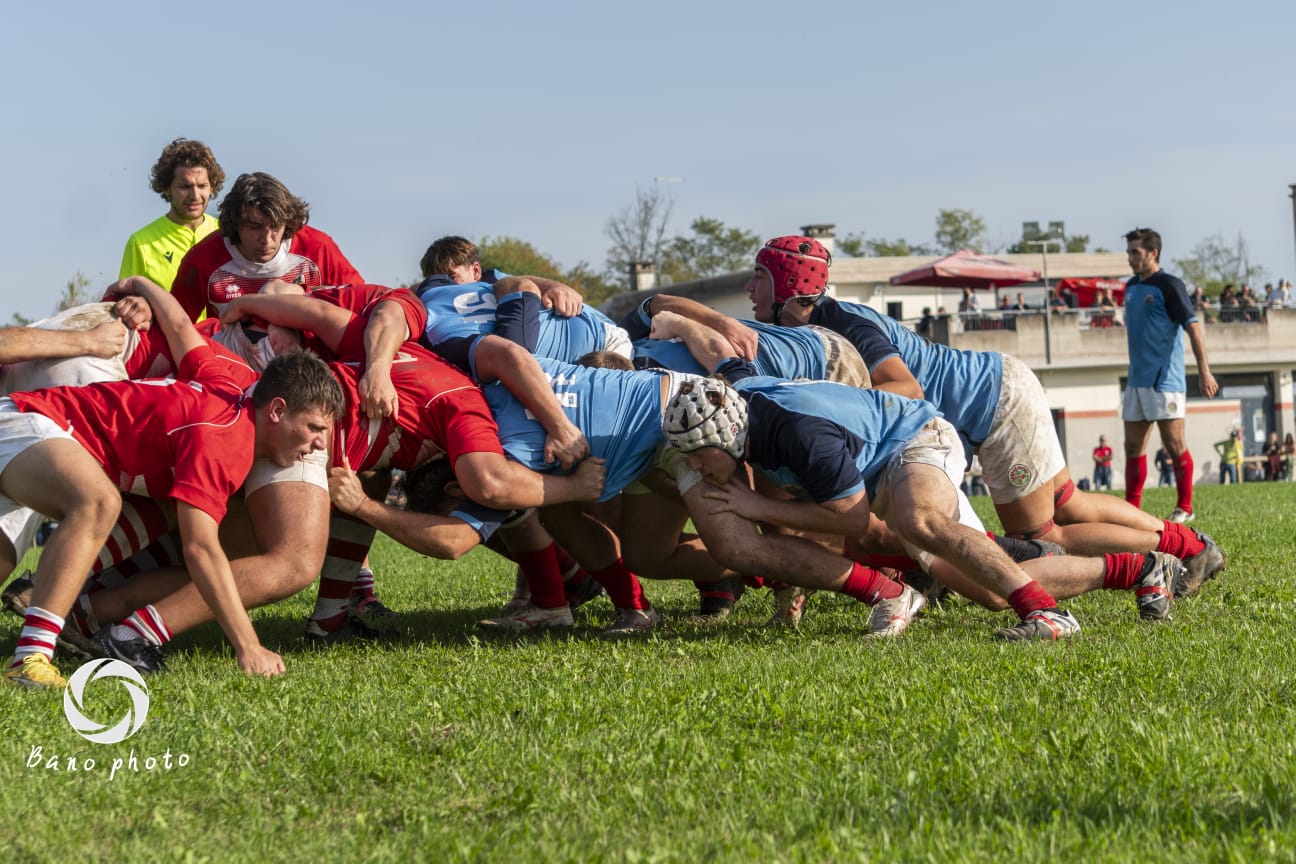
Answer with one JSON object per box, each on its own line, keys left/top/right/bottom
{"left": 160, "top": 595, "right": 915, "bottom": 658}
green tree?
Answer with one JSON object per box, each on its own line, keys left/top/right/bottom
{"left": 868, "top": 237, "right": 929, "bottom": 257}
{"left": 1173, "top": 233, "right": 1266, "bottom": 294}
{"left": 471, "top": 237, "right": 622, "bottom": 306}
{"left": 562, "top": 261, "right": 620, "bottom": 307}
{"left": 477, "top": 236, "right": 565, "bottom": 282}
{"left": 933, "top": 208, "right": 987, "bottom": 253}
{"left": 837, "top": 232, "right": 867, "bottom": 257}
{"left": 659, "top": 217, "right": 761, "bottom": 283}
{"left": 838, "top": 232, "right": 927, "bottom": 257}
{"left": 58, "top": 271, "right": 93, "bottom": 312}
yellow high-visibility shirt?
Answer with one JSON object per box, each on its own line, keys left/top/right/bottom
{"left": 119, "top": 213, "right": 219, "bottom": 290}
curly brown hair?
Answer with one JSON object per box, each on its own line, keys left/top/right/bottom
{"left": 420, "top": 235, "right": 478, "bottom": 279}
{"left": 149, "top": 138, "right": 225, "bottom": 200}
{"left": 219, "top": 173, "right": 311, "bottom": 242}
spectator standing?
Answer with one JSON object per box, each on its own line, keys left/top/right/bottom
{"left": 1264, "top": 282, "right": 1286, "bottom": 308}
{"left": 916, "top": 307, "right": 935, "bottom": 338}
{"left": 1214, "top": 429, "right": 1243, "bottom": 485}
{"left": 1155, "top": 447, "right": 1175, "bottom": 486}
{"left": 1239, "top": 285, "right": 1261, "bottom": 322}
{"left": 1264, "top": 431, "right": 1282, "bottom": 480}
{"left": 1218, "top": 284, "right": 1240, "bottom": 322}
{"left": 1092, "top": 435, "right": 1114, "bottom": 490}
{"left": 1189, "top": 284, "right": 1213, "bottom": 323}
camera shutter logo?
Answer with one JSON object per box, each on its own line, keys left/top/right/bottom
{"left": 62, "top": 659, "right": 150, "bottom": 745}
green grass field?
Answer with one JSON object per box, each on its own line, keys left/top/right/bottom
{"left": 2, "top": 484, "right": 1295, "bottom": 863}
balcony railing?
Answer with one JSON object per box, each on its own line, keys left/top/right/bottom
{"left": 906, "top": 306, "right": 1285, "bottom": 368}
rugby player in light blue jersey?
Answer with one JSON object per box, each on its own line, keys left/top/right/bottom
{"left": 622, "top": 297, "right": 869, "bottom": 617}
{"left": 414, "top": 236, "right": 636, "bottom": 626}
{"left": 658, "top": 327, "right": 1195, "bottom": 641}
{"left": 1120, "top": 226, "right": 1218, "bottom": 526}
{"left": 415, "top": 235, "right": 631, "bottom": 369}
{"left": 649, "top": 310, "right": 1190, "bottom": 635}
{"left": 477, "top": 353, "right": 936, "bottom": 631}
{"left": 648, "top": 236, "right": 1224, "bottom": 598}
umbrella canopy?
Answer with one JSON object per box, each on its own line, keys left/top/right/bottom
{"left": 888, "top": 249, "right": 1041, "bottom": 289}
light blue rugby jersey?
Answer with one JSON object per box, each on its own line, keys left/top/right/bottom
{"left": 816, "top": 299, "right": 1001, "bottom": 446}
{"left": 483, "top": 357, "right": 670, "bottom": 501}
{"left": 420, "top": 275, "right": 622, "bottom": 362}
{"left": 1123, "top": 271, "right": 1195, "bottom": 392}
{"left": 732, "top": 374, "right": 938, "bottom": 497}
{"left": 632, "top": 320, "right": 829, "bottom": 379}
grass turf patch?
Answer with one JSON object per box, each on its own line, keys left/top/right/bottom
{"left": 2, "top": 484, "right": 1295, "bottom": 862}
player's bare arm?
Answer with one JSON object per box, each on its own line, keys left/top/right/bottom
{"left": 356, "top": 298, "right": 412, "bottom": 419}
{"left": 0, "top": 320, "right": 127, "bottom": 364}
{"left": 328, "top": 459, "right": 479, "bottom": 559}
{"left": 472, "top": 335, "right": 589, "bottom": 468}
{"left": 1185, "top": 322, "right": 1218, "bottom": 398}
{"left": 454, "top": 451, "right": 604, "bottom": 511}
{"left": 865, "top": 356, "right": 924, "bottom": 400}
{"left": 176, "top": 502, "right": 284, "bottom": 678}
{"left": 649, "top": 294, "right": 759, "bottom": 360}
{"left": 219, "top": 292, "right": 352, "bottom": 347}
{"left": 106, "top": 276, "right": 205, "bottom": 365}
{"left": 648, "top": 310, "right": 737, "bottom": 372}
{"left": 701, "top": 480, "right": 872, "bottom": 537}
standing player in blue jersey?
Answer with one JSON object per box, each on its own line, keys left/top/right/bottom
{"left": 1121, "top": 228, "right": 1218, "bottom": 523}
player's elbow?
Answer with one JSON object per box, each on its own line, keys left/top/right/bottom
{"left": 439, "top": 530, "right": 481, "bottom": 560}
{"left": 455, "top": 458, "right": 516, "bottom": 511}
{"left": 409, "top": 526, "right": 479, "bottom": 560}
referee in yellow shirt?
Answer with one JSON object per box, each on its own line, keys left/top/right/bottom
{"left": 119, "top": 138, "right": 225, "bottom": 290}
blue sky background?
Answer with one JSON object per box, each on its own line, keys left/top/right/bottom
{"left": 2, "top": 0, "right": 1293, "bottom": 321}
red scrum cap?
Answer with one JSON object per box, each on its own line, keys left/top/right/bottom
{"left": 755, "top": 236, "right": 832, "bottom": 303}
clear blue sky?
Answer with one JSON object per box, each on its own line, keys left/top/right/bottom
{"left": 2, "top": 0, "right": 1293, "bottom": 321}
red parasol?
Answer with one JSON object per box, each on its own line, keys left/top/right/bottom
{"left": 888, "top": 249, "right": 1041, "bottom": 289}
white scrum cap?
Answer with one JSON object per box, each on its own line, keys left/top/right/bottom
{"left": 662, "top": 378, "right": 748, "bottom": 459}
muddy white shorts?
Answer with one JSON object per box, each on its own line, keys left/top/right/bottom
{"left": 977, "top": 355, "right": 1066, "bottom": 504}
{"left": 869, "top": 417, "right": 986, "bottom": 571}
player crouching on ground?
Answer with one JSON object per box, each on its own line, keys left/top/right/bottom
{"left": 1, "top": 278, "right": 344, "bottom": 688}
{"left": 658, "top": 357, "right": 1184, "bottom": 641}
